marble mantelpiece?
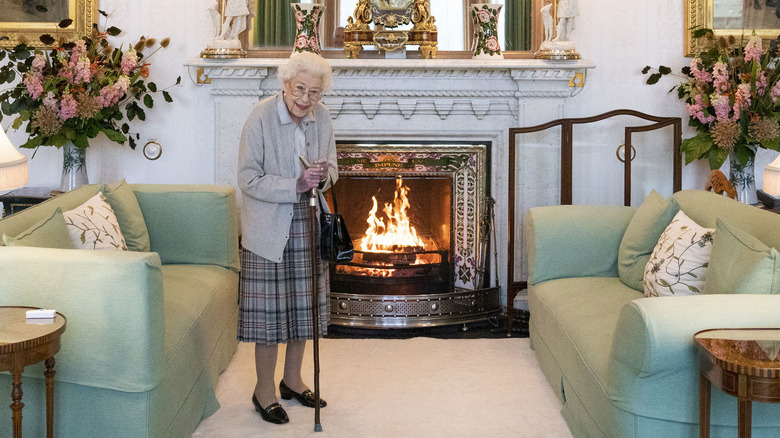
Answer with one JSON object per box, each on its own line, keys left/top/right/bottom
{"left": 186, "top": 57, "right": 595, "bottom": 305}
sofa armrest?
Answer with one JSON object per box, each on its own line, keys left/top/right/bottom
{"left": 0, "top": 247, "right": 165, "bottom": 393}
{"left": 525, "top": 205, "right": 635, "bottom": 285}
{"left": 607, "top": 294, "right": 780, "bottom": 421}
{"left": 131, "top": 184, "right": 239, "bottom": 271}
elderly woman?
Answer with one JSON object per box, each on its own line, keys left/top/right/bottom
{"left": 237, "top": 52, "right": 336, "bottom": 425}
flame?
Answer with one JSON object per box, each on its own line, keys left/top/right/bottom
{"left": 360, "top": 177, "right": 425, "bottom": 252}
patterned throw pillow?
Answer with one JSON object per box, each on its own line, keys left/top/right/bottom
{"left": 643, "top": 210, "right": 715, "bottom": 297}
{"left": 63, "top": 192, "right": 128, "bottom": 250}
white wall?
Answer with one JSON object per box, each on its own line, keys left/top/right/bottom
{"left": 5, "top": 0, "right": 779, "bottom": 192}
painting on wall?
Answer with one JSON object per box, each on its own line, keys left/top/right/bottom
{"left": 0, "top": 0, "right": 96, "bottom": 48}
{"left": 686, "top": 0, "right": 780, "bottom": 56}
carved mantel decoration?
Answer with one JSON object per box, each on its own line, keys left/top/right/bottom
{"left": 186, "top": 56, "right": 594, "bottom": 305}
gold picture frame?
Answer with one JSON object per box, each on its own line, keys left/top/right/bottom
{"left": 0, "top": 0, "right": 97, "bottom": 49}
{"left": 685, "top": 0, "right": 780, "bottom": 56}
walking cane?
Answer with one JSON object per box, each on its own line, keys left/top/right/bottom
{"left": 303, "top": 157, "right": 323, "bottom": 432}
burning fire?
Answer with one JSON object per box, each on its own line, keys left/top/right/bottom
{"left": 360, "top": 177, "right": 426, "bottom": 253}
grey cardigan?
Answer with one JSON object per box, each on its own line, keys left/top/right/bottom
{"left": 237, "top": 93, "right": 337, "bottom": 262}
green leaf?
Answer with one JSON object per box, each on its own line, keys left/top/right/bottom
{"left": 641, "top": 66, "right": 651, "bottom": 74}
{"left": 58, "top": 18, "right": 73, "bottom": 28}
{"left": 106, "top": 26, "right": 121, "bottom": 36}
{"left": 147, "top": 82, "right": 157, "bottom": 92}
{"left": 143, "top": 94, "right": 153, "bottom": 108}
{"left": 121, "top": 123, "right": 130, "bottom": 134}
{"left": 708, "top": 147, "right": 729, "bottom": 170}
{"left": 646, "top": 73, "right": 662, "bottom": 85}
{"left": 762, "top": 138, "right": 780, "bottom": 152}
{"left": 72, "top": 134, "right": 89, "bottom": 149}
{"left": 659, "top": 65, "right": 672, "bottom": 75}
{"left": 162, "top": 90, "right": 172, "bottom": 103}
{"left": 688, "top": 285, "right": 701, "bottom": 293}
{"left": 19, "top": 136, "right": 43, "bottom": 149}
{"left": 175, "top": 75, "right": 181, "bottom": 85}
{"left": 11, "top": 117, "right": 22, "bottom": 130}
{"left": 681, "top": 133, "right": 714, "bottom": 164}
{"left": 101, "top": 128, "right": 127, "bottom": 143}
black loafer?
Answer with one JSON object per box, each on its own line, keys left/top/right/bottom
{"left": 252, "top": 394, "right": 289, "bottom": 424}
{"left": 279, "top": 380, "right": 327, "bottom": 408}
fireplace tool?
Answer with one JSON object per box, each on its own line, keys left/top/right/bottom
{"left": 302, "top": 158, "right": 323, "bottom": 432}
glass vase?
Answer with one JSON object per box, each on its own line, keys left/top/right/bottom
{"left": 291, "top": 3, "right": 324, "bottom": 55}
{"left": 60, "top": 142, "right": 88, "bottom": 192}
{"left": 471, "top": 3, "right": 503, "bottom": 59}
{"left": 729, "top": 149, "right": 758, "bottom": 205}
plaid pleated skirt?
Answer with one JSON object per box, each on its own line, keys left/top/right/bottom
{"left": 238, "top": 195, "right": 329, "bottom": 345}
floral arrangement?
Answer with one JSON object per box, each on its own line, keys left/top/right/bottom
{"left": 643, "top": 29, "right": 780, "bottom": 169}
{"left": 0, "top": 12, "right": 179, "bottom": 152}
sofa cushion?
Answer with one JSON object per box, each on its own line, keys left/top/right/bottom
{"left": 133, "top": 185, "right": 240, "bottom": 271}
{"left": 101, "top": 179, "right": 151, "bottom": 252}
{"left": 0, "top": 184, "right": 99, "bottom": 239}
{"left": 704, "top": 218, "right": 780, "bottom": 295}
{"left": 63, "top": 192, "right": 127, "bottom": 250}
{"left": 644, "top": 210, "right": 714, "bottom": 297}
{"left": 2, "top": 207, "right": 74, "bottom": 249}
{"left": 618, "top": 190, "right": 680, "bottom": 291}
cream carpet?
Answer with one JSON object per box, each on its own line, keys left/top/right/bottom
{"left": 192, "top": 338, "right": 573, "bottom": 438}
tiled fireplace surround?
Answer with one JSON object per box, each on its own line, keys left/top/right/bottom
{"left": 188, "top": 57, "right": 594, "bottom": 320}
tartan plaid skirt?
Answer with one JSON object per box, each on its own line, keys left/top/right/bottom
{"left": 237, "top": 196, "right": 329, "bottom": 345}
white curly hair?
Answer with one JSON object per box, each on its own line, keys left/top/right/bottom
{"left": 277, "top": 52, "right": 333, "bottom": 93}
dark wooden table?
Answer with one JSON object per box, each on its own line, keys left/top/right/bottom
{"left": 0, "top": 187, "right": 56, "bottom": 217}
{"left": 695, "top": 328, "right": 780, "bottom": 438}
{"left": 0, "top": 306, "right": 66, "bottom": 438}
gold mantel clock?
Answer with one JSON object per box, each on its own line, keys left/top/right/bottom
{"left": 344, "top": 0, "right": 438, "bottom": 59}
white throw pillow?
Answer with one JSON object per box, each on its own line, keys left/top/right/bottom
{"left": 63, "top": 192, "right": 128, "bottom": 250}
{"left": 643, "top": 210, "right": 715, "bottom": 297}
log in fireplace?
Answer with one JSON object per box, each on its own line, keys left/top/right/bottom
{"left": 327, "top": 142, "right": 500, "bottom": 328}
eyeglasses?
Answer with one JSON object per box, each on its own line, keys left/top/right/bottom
{"left": 290, "top": 85, "right": 322, "bottom": 101}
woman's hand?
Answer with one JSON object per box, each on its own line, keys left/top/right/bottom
{"left": 296, "top": 158, "right": 327, "bottom": 193}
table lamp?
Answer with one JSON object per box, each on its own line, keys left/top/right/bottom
{"left": 0, "top": 128, "right": 28, "bottom": 191}
{"left": 758, "top": 155, "right": 780, "bottom": 208}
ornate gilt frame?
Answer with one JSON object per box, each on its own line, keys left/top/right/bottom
{"left": 0, "top": 0, "right": 97, "bottom": 49}
{"left": 685, "top": 0, "right": 780, "bottom": 56}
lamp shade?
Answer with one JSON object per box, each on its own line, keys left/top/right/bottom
{"left": 0, "top": 129, "right": 28, "bottom": 191}
{"left": 764, "top": 155, "right": 780, "bottom": 197}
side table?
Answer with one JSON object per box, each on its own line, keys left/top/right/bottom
{"left": 695, "top": 328, "right": 780, "bottom": 438}
{"left": 0, "top": 306, "right": 66, "bottom": 438}
{"left": 0, "top": 187, "right": 57, "bottom": 218}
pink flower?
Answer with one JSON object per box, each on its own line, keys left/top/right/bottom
{"left": 685, "top": 94, "right": 715, "bottom": 124}
{"left": 70, "top": 40, "right": 86, "bottom": 65}
{"left": 43, "top": 92, "right": 58, "bottom": 110}
{"left": 31, "top": 53, "right": 46, "bottom": 72}
{"left": 485, "top": 36, "right": 499, "bottom": 52}
{"left": 295, "top": 35, "right": 308, "bottom": 49}
{"left": 121, "top": 49, "right": 138, "bottom": 75}
{"left": 690, "top": 58, "right": 712, "bottom": 84}
{"left": 734, "top": 83, "right": 752, "bottom": 112}
{"left": 59, "top": 94, "right": 77, "bottom": 121}
{"left": 74, "top": 57, "right": 93, "bottom": 84}
{"left": 478, "top": 9, "right": 491, "bottom": 23}
{"left": 757, "top": 71, "right": 768, "bottom": 95}
{"left": 711, "top": 94, "right": 731, "bottom": 121}
{"left": 295, "top": 10, "right": 305, "bottom": 23}
{"left": 770, "top": 81, "right": 780, "bottom": 102}
{"left": 22, "top": 74, "right": 43, "bottom": 99}
{"left": 744, "top": 35, "right": 762, "bottom": 62}
{"left": 712, "top": 62, "right": 729, "bottom": 93}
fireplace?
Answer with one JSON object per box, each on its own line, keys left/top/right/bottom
{"left": 326, "top": 142, "right": 500, "bottom": 328}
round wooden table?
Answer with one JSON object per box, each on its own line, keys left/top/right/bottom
{"left": 0, "top": 306, "right": 66, "bottom": 438}
{"left": 695, "top": 328, "right": 780, "bottom": 438}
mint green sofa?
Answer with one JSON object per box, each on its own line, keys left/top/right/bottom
{"left": 525, "top": 190, "right": 780, "bottom": 438}
{"left": 0, "top": 184, "right": 240, "bottom": 437}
